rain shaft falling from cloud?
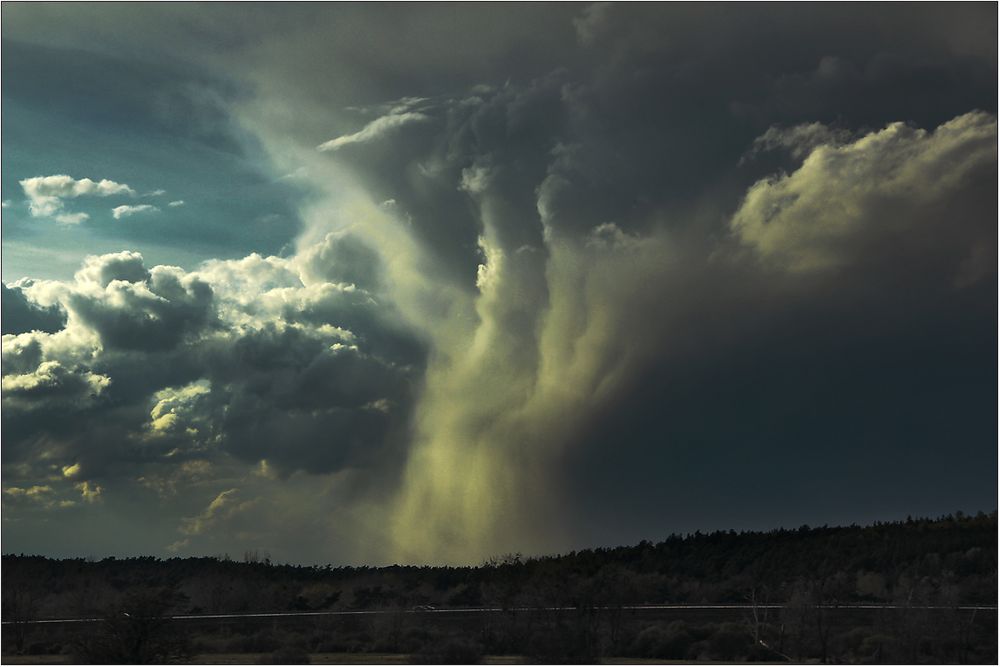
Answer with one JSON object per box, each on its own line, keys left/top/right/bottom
{"left": 2, "top": 3, "right": 996, "bottom": 564}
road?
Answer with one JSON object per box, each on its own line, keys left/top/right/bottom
{"left": 4, "top": 603, "right": 995, "bottom": 626}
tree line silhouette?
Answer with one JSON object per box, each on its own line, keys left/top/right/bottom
{"left": 2, "top": 512, "right": 996, "bottom": 663}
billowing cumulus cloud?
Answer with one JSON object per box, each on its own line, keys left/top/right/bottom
{"left": 145, "top": 379, "right": 212, "bottom": 436}
{"left": 66, "top": 267, "right": 214, "bottom": 352}
{"left": 732, "top": 112, "right": 997, "bottom": 272}
{"left": 2, "top": 360, "right": 110, "bottom": 402}
{"left": 1, "top": 3, "right": 995, "bottom": 564}
{"left": 74, "top": 250, "right": 151, "bottom": 287}
{"left": 2, "top": 243, "right": 425, "bottom": 557}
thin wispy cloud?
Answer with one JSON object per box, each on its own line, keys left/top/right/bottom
{"left": 112, "top": 204, "right": 159, "bottom": 219}
{"left": 317, "top": 111, "right": 430, "bottom": 152}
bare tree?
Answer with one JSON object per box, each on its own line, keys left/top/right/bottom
{"left": 3, "top": 582, "right": 39, "bottom": 654}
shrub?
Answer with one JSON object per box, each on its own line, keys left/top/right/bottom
{"left": 72, "top": 589, "right": 191, "bottom": 664}
{"left": 708, "top": 623, "right": 751, "bottom": 661}
{"left": 629, "top": 622, "right": 693, "bottom": 660}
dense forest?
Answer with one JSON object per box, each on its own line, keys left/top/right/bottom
{"left": 3, "top": 512, "right": 997, "bottom": 663}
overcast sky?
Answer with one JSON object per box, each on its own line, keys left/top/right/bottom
{"left": 1, "top": 3, "right": 996, "bottom": 565}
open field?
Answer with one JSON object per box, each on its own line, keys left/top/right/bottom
{"left": 4, "top": 604, "right": 996, "bottom": 664}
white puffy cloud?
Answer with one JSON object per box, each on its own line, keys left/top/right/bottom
{"left": 20, "top": 175, "right": 136, "bottom": 220}
{"left": 167, "top": 200, "right": 185, "bottom": 207}
{"left": 21, "top": 175, "right": 135, "bottom": 203}
{"left": 74, "top": 250, "right": 150, "bottom": 287}
{"left": 111, "top": 204, "right": 159, "bottom": 219}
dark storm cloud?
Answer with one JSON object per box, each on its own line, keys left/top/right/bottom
{"left": 1, "top": 282, "right": 66, "bottom": 334}
{"left": 1, "top": 3, "right": 995, "bottom": 563}
{"left": 280, "top": 2, "right": 996, "bottom": 267}
{"left": 67, "top": 262, "right": 215, "bottom": 353}
{"left": 198, "top": 319, "right": 419, "bottom": 474}
{"left": 1, "top": 38, "right": 243, "bottom": 153}
{"left": 278, "top": 4, "right": 993, "bottom": 561}
{"left": 2, "top": 248, "right": 425, "bottom": 503}
{"left": 562, "top": 262, "right": 997, "bottom": 547}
